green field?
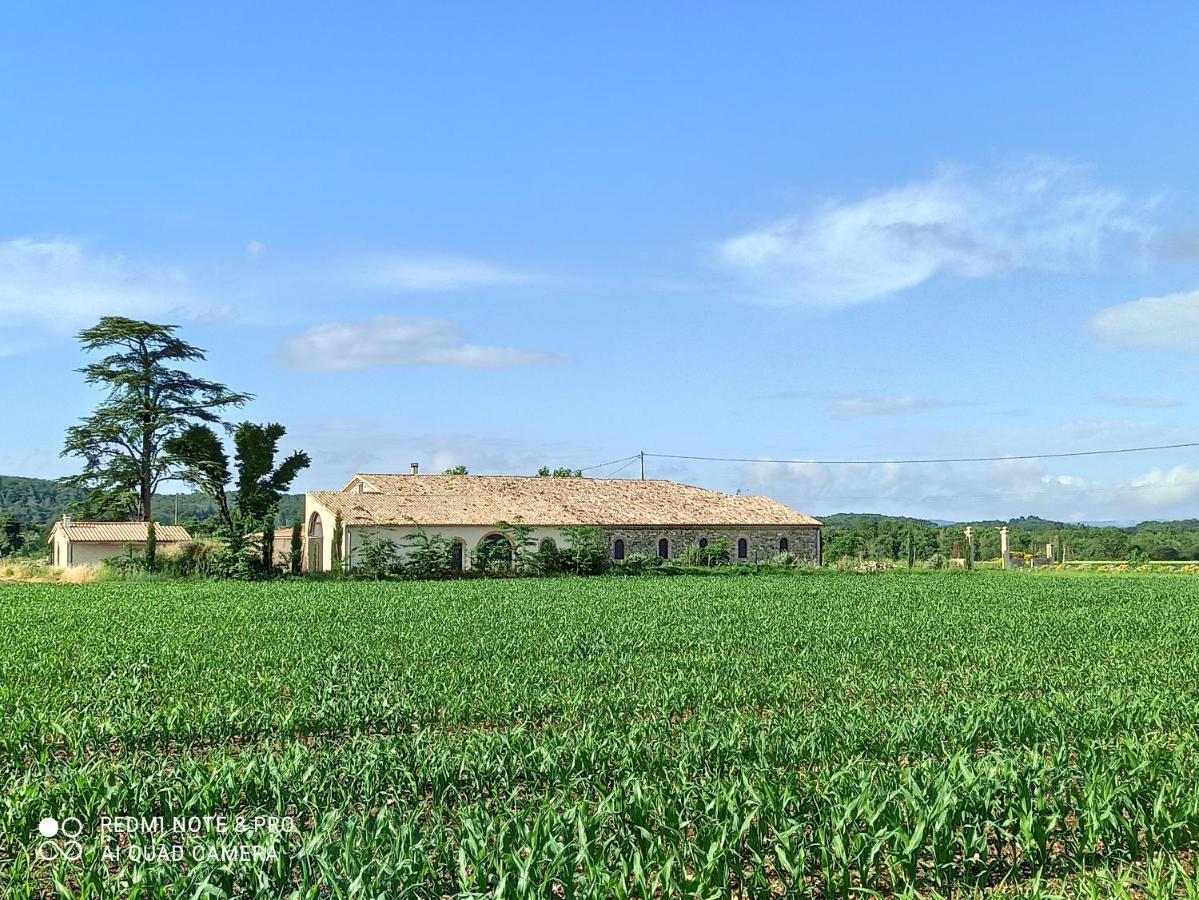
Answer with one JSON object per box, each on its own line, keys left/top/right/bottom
{"left": 4, "top": 574, "right": 1199, "bottom": 898}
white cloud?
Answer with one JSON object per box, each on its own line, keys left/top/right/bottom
{"left": 768, "top": 389, "right": 957, "bottom": 418}
{"left": 246, "top": 240, "right": 266, "bottom": 258}
{"left": 357, "top": 253, "right": 536, "bottom": 292}
{"left": 282, "top": 316, "right": 564, "bottom": 371}
{"left": 716, "top": 157, "right": 1155, "bottom": 306}
{"left": 1127, "top": 465, "right": 1199, "bottom": 510}
{"left": 0, "top": 238, "right": 193, "bottom": 332}
{"left": 829, "top": 393, "right": 956, "bottom": 418}
{"left": 1098, "top": 394, "right": 1182, "bottom": 409}
{"left": 1090, "top": 289, "right": 1199, "bottom": 348}
{"left": 733, "top": 419, "right": 1199, "bottom": 522}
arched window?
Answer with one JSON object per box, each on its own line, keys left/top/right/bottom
{"left": 779, "top": 537, "right": 789, "bottom": 552}
{"left": 450, "top": 539, "right": 464, "bottom": 572}
{"left": 737, "top": 537, "right": 748, "bottom": 559}
{"left": 657, "top": 538, "right": 669, "bottom": 560}
{"left": 307, "top": 512, "right": 324, "bottom": 571}
{"left": 539, "top": 538, "right": 557, "bottom": 553}
{"left": 478, "top": 533, "right": 513, "bottom": 568}
{"left": 613, "top": 539, "right": 625, "bottom": 561}
{"left": 698, "top": 538, "right": 708, "bottom": 549}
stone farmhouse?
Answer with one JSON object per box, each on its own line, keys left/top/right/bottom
{"left": 48, "top": 517, "right": 191, "bottom": 568}
{"left": 304, "top": 470, "right": 821, "bottom": 571}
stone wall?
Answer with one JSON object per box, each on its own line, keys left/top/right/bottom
{"left": 603, "top": 526, "right": 820, "bottom": 564}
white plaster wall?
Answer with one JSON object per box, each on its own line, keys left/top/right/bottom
{"left": 61, "top": 542, "right": 141, "bottom": 567}
{"left": 50, "top": 529, "right": 68, "bottom": 567}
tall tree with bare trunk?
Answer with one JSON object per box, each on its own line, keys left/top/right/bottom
{"left": 61, "top": 317, "right": 251, "bottom": 521}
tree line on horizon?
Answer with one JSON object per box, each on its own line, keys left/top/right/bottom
{"left": 820, "top": 513, "right": 1199, "bottom": 564}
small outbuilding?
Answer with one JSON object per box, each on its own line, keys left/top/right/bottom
{"left": 247, "top": 525, "right": 301, "bottom": 568}
{"left": 47, "top": 517, "right": 191, "bottom": 568}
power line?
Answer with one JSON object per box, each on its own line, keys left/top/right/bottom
{"left": 644, "top": 440, "right": 1199, "bottom": 467}
{"left": 605, "top": 456, "right": 641, "bottom": 478}
{"left": 578, "top": 453, "right": 641, "bottom": 473}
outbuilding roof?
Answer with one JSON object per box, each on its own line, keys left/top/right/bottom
{"left": 310, "top": 475, "right": 820, "bottom": 528}
{"left": 51, "top": 521, "right": 192, "bottom": 543}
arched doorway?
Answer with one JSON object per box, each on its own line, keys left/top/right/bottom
{"left": 307, "top": 512, "right": 323, "bottom": 571}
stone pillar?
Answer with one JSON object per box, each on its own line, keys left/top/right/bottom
{"left": 964, "top": 527, "right": 975, "bottom": 570}
{"left": 1045, "top": 542, "right": 1054, "bottom": 562}
{"left": 1000, "top": 527, "right": 1011, "bottom": 570}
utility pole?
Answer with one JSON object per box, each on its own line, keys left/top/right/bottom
{"left": 640, "top": 450, "right": 645, "bottom": 480}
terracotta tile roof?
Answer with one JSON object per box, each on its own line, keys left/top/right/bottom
{"left": 311, "top": 475, "right": 820, "bottom": 528}
{"left": 53, "top": 521, "right": 192, "bottom": 543}
{"left": 249, "top": 527, "right": 296, "bottom": 541}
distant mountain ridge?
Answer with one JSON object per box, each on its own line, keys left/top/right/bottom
{"left": 0, "top": 474, "right": 303, "bottom": 527}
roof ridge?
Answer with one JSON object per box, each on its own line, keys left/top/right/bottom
{"left": 66, "top": 520, "right": 157, "bottom": 525}
{"left": 352, "top": 473, "right": 676, "bottom": 483}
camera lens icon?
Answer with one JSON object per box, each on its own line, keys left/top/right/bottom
{"left": 35, "top": 816, "right": 84, "bottom": 862}
{"left": 37, "top": 840, "right": 83, "bottom": 861}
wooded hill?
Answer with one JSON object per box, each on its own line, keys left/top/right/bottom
{"left": 0, "top": 475, "right": 303, "bottom": 528}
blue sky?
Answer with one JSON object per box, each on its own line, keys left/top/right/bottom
{"left": 4, "top": 3, "right": 1199, "bottom": 522}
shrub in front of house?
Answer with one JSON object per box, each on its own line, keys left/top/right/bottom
{"left": 610, "top": 553, "right": 663, "bottom": 576}
{"left": 355, "top": 534, "right": 402, "bottom": 580}
{"left": 401, "top": 529, "right": 454, "bottom": 580}
{"left": 678, "top": 538, "right": 731, "bottom": 568}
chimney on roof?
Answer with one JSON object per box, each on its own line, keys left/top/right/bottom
{"left": 410, "top": 462, "right": 419, "bottom": 476}
{"left": 62, "top": 513, "right": 71, "bottom": 527}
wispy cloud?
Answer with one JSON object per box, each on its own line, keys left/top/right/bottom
{"left": 1090, "top": 289, "right": 1199, "bottom": 349}
{"left": 0, "top": 237, "right": 194, "bottom": 332}
{"left": 356, "top": 253, "right": 537, "bottom": 292}
{"left": 830, "top": 394, "right": 957, "bottom": 418}
{"left": 282, "top": 316, "right": 565, "bottom": 371}
{"left": 716, "top": 157, "right": 1156, "bottom": 306}
{"left": 768, "top": 389, "right": 958, "bottom": 418}
{"left": 1098, "top": 394, "right": 1182, "bottom": 409}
